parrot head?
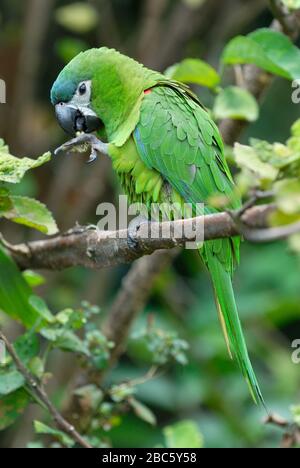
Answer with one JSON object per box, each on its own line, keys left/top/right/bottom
{"left": 51, "top": 47, "right": 163, "bottom": 144}
{"left": 51, "top": 50, "right": 103, "bottom": 136}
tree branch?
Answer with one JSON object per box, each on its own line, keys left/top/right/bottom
{"left": 102, "top": 250, "right": 179, "bottom": 369}
{"left": 269, "top": 0, "right": 300, "bottom": 39}
{"left": 0, "top": 329, "right": 92, "bottom": 449}
{"left": 2, "top": 205, "right": 278, "bottom": 272}
{"left": 137, "top": 0, "right": 169, "bottom": 66}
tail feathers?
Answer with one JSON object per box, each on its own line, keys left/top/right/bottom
{"left": 206, "top": 249, "right": 265, "bottom": 407}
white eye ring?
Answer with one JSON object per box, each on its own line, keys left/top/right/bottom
{"left": 70, "top": 80, "right": 92, "bottom": 107}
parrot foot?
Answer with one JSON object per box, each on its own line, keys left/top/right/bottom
{"left": 54, "top": 133, "right": 109, "bottom": 164}
{"left": 128, "top": 215, "right": 149, "bottom": 250}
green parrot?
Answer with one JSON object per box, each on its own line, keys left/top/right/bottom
{"left": 51, "top": 47, "right": 264, "bottom": 405}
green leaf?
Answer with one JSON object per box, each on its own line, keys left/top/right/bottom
{"left": 291, "top": 118, "right": 300, "bottom": 138}
{"left": 29, "top": 296, "right": 55, "bottom": 323}
{"left": 73, "top": 385, "right": 103, "bottom": 412}
{"left": 26, "top": 441, "right": 45, "bottom": 448}
{"left": 0, "top": 189, "right": 58, "bottom": 236}
{"left": 55, "top": 2, "right": 99, "bottom": 34}
{"left": 0, "top": 246, "right": 39, "bottom": 328}
{"left": 0, "top": 190, "right": 13, "bottom": 214}
{"left": 22, "top": 270, "right": 45, "bottom": 288}
{"left": 0, "top": 389, "right": 29, "bottom": 430}
{"left": 0, "top": 370, "right": 24, "bottom": 395}
{"left": 234, "top": 143, "right": 278, "bottom": 182}
{"left": 274, "top": 179, "right": 300, "bottom": 214}
{"left": 222, "top": 29, "right": 300, "bottom": 80}
{"left": 288, "top": 232, "right": 300, "bottom": 253}
{"left": 131, "top": 327, "right": 189, "bottom": 366}
{"left": 55, "top": 38, "right": 88, "bottom": 63}
{"left": 28, "top": 357, "right": 44, "bottom": 379}
{"left": 163, "top": 420, "right": 204, "bottom": 448}
{"left": 251, "top": 138, "right": 298, "bottom": 169}
{"left": 34, "top": 421, "right": 75, "bottom": 447}
{"left": 40, "top": 328, "right": 89, "bottom": 356}
{"left": 3, "top": 196, "right": 58, "bottom": 235}
{"left": 110, "top": 383, "right": 136, "bottom": 403}
{"left": 0, "top": 141, "right": 51, "bottom": 184}
{"left": 183, "top": 0, "right": 206, "bottom": 7}
{"left": 222, "top": 35, "right": 288, "bottom": 78}
{"left": 129, "top": 398, "right": 157, "bottom": 426}
{"left": 39, "top": 328, "right": 61, "bottom": 342}
{"left": 56, "top": 331, "right": 90, "bottom": 355}
{"left": 250, "top": 29, "right": 300, "bottom": 80}
{"left": 291, "top": 405, "right": 300, "bottom": 426}
{"left": 55, "top": 308, "right": 86, "bottom": 329}
{"left": 14, "top": 332, "right": 40, "bottom": 364}
{"left": 55, "top": 308, "right": 74, "bottom": 325}
{"left": 213, "top": 86, "right": 259, "bottom": 122}
{"left": 281, "top": 0, "right": 300, "bottom": 11}
{"left": 165, "top": 58, "right": 220, "bottom": 89}
{"left": 269, "top": 210, "right": 300, "bottom": 229}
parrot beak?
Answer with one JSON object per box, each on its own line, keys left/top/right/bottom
{"left": 55, "top": 102, "right": 102, "bottom": 136}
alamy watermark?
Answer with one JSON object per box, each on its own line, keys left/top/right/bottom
{"left": 292, "top": 339, "right": 300, "bottom": 364}
{"left": 0, "top": 79, "right": 6, "bottom": 104}
{"left": 0, "top": 340, "right": 5, "bottom": 364}
{"left": 95, "top": 195, "right": 205, "bottom": 249}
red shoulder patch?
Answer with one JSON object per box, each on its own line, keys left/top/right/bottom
{"left": 144, "top": 89, "right": 152, "bottom": 95}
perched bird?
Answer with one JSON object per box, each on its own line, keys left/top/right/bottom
{"left": 51, "top": 47, "right": 264, "bottom": 405}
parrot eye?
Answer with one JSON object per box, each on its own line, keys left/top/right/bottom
{"left": 78, "top": 83, "right": 87, "bottom": 95}
{"left": 68, "top": 80, "right": 91, "bottom": 108}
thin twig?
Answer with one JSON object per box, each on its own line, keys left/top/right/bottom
{"left": 234, "top": 65, "right": 246, "bottom": 89}
{"left": 265, "top": 413, "right": 289, "bottom": 429}
{"left": 265, "top": 413, "right": 300, "bottom": 448}
{"left": 236, "top": 190, "right": 275, "bottom": 217}
{"left": 227, "top": 191, "right": 300, "bottom": 244}
{"left": 238, "top": 220, "right": 300, "bottom": 243}
{"left": 0, "top": 330, "right": 92, "bottom": 449}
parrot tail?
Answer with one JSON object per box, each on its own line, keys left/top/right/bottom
{"left": 203, "top": 244, "right": 265, "bottom": 407}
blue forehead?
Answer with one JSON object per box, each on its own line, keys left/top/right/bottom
{"left": 50, "top": 77, "right": 78, "bottom": 105}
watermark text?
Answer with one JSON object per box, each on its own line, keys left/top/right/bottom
{"left": 0, "top": 79, "right": 6, "bottom": 104}
{"left": 292, "top": 339, "right": 300, "bottom": 364}
{"left": 95, "top": 195, "right": 205, "bottom": 249}
{"left": 0, "top": 340, "right": 5, "bottom": 364}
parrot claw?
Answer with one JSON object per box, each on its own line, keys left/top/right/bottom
{"left": 54, "top": 144, "right": 68, "bottom": 156}
{"left": 86, "top": 148, "right": 98, "bottom": 164}
{"left": 54, "top": 133, "right": 109, "bottom": 163}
